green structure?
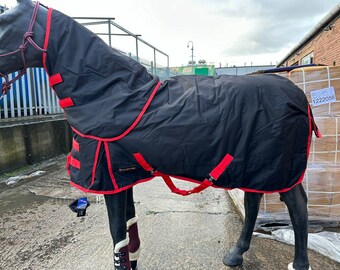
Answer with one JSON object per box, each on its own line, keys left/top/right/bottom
{"left": 171, "top": 65, "right": 216, "bottom": 76}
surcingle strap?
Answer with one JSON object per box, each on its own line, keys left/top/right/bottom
{"left": 133, "top": 152, "right": 233, "bottom": 196}
{"left": 209, "top": 154, "right": 234, "bottom": 180}
{"left": 133, "top": 153, "right": 154, "bottom": 172}
{"left": 161, "top": 175, "right": 214, "bottom": 196}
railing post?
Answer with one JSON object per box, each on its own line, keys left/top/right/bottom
{"left": 135, "top": 37, "right": 139, "bottom": 62}
{"left": 108, "top": 19, "right": 112, "bottom": 47}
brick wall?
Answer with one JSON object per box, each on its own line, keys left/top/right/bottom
{"left": 285, "top": 17, "right": 340, "bottom": 66}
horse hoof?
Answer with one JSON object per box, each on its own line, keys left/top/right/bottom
{"left": 222, "top": 253, "right": 243, "bottom": 266}
{"left": 131, "top": 260, "right": 137, "bottom": 270}
{"left": 288, "top": 262, "right": 312, "bottom": 270}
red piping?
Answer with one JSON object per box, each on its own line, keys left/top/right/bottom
{"left": 71, "top": 80, "right": 162, "bottom": 141}
{"left": 91, "top": 141, "right": 102, "bottom": 185}
{"left": 104, "top": 142, "right": 119, "bottom": 189}
{"left": 70, "top": 176, "right": 155, "bottom": 195}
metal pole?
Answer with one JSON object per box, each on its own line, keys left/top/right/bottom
{"left": 108, "top": 19, "right": 112, "bottom": 47}
{"left": 154, "top": 49, "right": 157, "bottom": 75}
{"left": 167, "top": 56, "right": 170, "bottom": 78}
{"left": 187, "top": 41, "right": 194, "bottom": 65}
{"left": 135, "top": 37, "right": 139, "bottom": 62}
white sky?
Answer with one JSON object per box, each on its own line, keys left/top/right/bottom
{"left": 2, "top": 0, "right": 340, "bottom": 67}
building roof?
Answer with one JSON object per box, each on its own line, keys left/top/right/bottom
{"left": 277, "top": 4, "right": 340, "bottom": 67}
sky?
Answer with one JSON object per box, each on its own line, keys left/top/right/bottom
{"left": 1, "top": 0, "right": 340, "bottom": 67}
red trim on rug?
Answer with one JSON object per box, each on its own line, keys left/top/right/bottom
{"left": 59, "top": 97, "right": 74, "bottom": 109}
{"left": 70, "top": 176, "right": 155, "bottom": 195}
{"left": 235, "top": 106, "right": 315, "bottom": 194}
{"left": 70, "top": 156, "right": 80, "bottom": 169}
{"left": 66, "top": 153, "right": 71, "bottom": 176}
{"left": 72, "top": 138, "right": 80, "bottom": 152}
{"left": 49, "top": 73, "right": 63, "bottom": 87}
{"left": 71, "top": 81, "right": 162, "bottom": 142}
{"left": 91, "top": 141, "right": 102, "bottom": 185}
{"left": 42, "top": 8, "right": 53, "bottom": 73}
{"left": 104, "top": 142, "right": 119, "bottom": 189}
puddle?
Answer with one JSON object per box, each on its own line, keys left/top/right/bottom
{"left": 0, "top": 192, "right": 50, "bottom": 217}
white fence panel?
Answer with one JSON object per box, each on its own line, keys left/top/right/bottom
{"left": 0, "top": 68, "right": 62, "bottom": 119}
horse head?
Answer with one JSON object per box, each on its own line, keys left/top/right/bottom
{"left": 0, "top": 0, "right": 47, "bottom": 76}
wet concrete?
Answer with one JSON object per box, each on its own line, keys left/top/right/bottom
{"left": 0, "top": 156, "right": 339, "bottom": 270}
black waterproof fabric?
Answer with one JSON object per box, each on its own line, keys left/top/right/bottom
{"left": 44, "top": 9, "right": 313, "bottom": 194}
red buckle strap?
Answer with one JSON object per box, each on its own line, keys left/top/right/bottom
{"left": 133, "top": 152, "right": 233, "bottom": 196}
{"left": 70, "top": 156, "right": 81, "bottom": 169}
{"left": 72, "top": 138, "right": 80, "bottom": 152}
{"left": 59, "top": 97, "right": 74, "bottom": 109}
{"left": 209, "top": 154, "right": 233, "bottom": 180}
{"left": 49, "top": 73, "right": 63, "bottom": 87}
{"left": 133, "top": 153, "right": 154, "bottom": 172}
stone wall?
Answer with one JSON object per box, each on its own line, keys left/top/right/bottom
{"left": 0, "top": 117, "right": 72, "bottom": 174}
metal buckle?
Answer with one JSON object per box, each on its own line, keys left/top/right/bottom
{"left": 208, "top": 175, "right": 216, "bottom": 182}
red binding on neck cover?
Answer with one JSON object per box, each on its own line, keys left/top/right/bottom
{"left": 0, "top": 1, "right": 47, "bottom": 98}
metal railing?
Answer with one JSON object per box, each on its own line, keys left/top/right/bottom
{"left": 1, "top": 17, "right": 172, "bottom": 119}
{"left": 74, "top": 17, "right": 171, "bottom": 80}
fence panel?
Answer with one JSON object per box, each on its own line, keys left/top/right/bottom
{"left": 1, "top": 19, "right": 173, "bottom": 120}
{"left": 0, "top": 68, "right": 60, "bottom": 119}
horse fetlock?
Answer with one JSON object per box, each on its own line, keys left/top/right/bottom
{"left": 222, "top": 247, "right": 244, "bottom": 266}
{"left": 236, "top": 240, "right": 250, "bottom": 254}
{"left": 131, "top": 260, "right": 137, "bottom": 270}
{"left": 114, "top": 238, "right": 131, "bottom": 270}
{"left": 288, "top": 262, "right": 312, "bottom": 270}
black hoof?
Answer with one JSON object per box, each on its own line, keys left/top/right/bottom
{"left": 131, "top": 260, "right": 137, "bottom": 270}
{"left": 223, "top": 252, "right": 243, "bottom": 267}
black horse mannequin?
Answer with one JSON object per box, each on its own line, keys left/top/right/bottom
{"left": 0, "top": 1, "right": 311, "bottom": 269}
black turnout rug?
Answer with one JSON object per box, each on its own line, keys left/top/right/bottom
{"left": 42, "top": 8, "right": 318, "bottom": 195}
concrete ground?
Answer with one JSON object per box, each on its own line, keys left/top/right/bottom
{"left": 0, "top": 156, "right": 339, "bottom": 270}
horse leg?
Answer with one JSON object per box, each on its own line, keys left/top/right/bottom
{"left": 104, "top": 191, "right": 131, "bottom": 270}
{"left": 126, "top": 188, "right": 141, "bottom": 270}
{"left": 280, "top": 184, "right": 310, "bottom": 270}
{"left": 223, "top": 192, "right": 263, "bottom": 266}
